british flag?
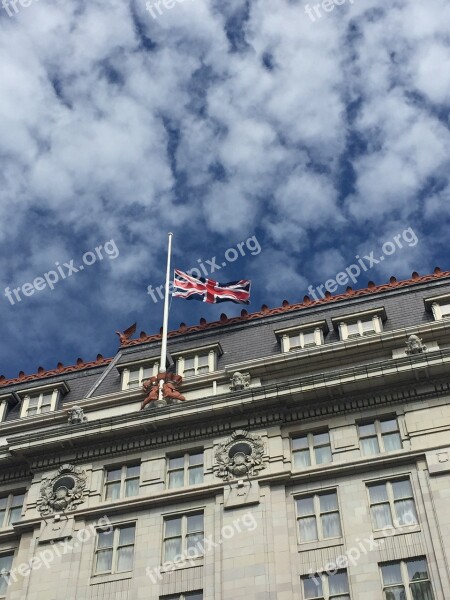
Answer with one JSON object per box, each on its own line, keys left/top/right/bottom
{"left": 173, "top": 269, "right": 251, "bottom": 304}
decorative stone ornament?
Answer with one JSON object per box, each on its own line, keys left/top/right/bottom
{"left": 141, "top": 372, "right": 186, "bottom": 410}
{"left": 405, "top": 334, "right": 427, "bottom": 355}
{"left": 230, "top": 371, "right": 251, "bottom": 391}
{"left": 37, "top": 464, "right": 87, "bottom": 516}
{"left": 214, "top": 429, "right": 266, "bottom": 481}
{"left": 67, "top": 406, "right": 87, "bottom": 424}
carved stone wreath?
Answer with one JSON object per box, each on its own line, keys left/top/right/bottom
{"left": 214, "top": 429, "right": 267, "bottom": 481}
{"left": 37, "top": 464, "right": 87, "bottom": 516}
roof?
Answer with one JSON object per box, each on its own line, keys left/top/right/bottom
{"left": 1, "top": 268, "right": 448, "bottom": 391}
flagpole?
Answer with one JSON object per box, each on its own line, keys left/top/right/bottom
{"left": 159, "top": 232, "right": 173, "bottom": 402}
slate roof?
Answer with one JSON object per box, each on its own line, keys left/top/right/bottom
{"left": 1, "top": 269, "right": 449, "bottom": 419}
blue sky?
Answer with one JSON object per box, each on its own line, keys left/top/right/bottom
{"left": 0, "top": 0, "right": 449, "bottom": 378}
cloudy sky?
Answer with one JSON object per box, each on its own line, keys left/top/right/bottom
{"left": 0, "top": 0, "right": 449, "bottom": 378}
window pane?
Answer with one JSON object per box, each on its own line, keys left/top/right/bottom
{"left": 299, "top": 517, "right": 318, "bottom": 542}
{"left": 289, "top": 334, "right": 302, "bottom": 349}
{"left": 347, "top": 323, "right": 360, "bottom": 336}
{"left": 41, "top": 404, "right": 52, "bottom": 413}
{"left": 315, "top": 445, "right": 332, "bottom": 464}
{"left": 188, "top": 466, "right": 203, "bottom": 486}
{"left": 185, "top": 594, "right": 203, "bottom": 600}
{"left": 97, "top": 530, "right": 114, "bottom": 549}
{"left": 169, "top": 471, "right": 185, "bottom": 489}
{"left": 392, "top": 480, "right": 412, "bottom": 500}
{"left": 395, "top": 499, "right": 417, "bottom": 525}
{"left": 303, "top": 332, "right": 316, "bottom": 346}
{"left": 381, "top": 563, "right": 402, "bottom": 585}
{"left": 319, "top": 492, "right": 338, "bottom": 512}
{"left": 126, "top": 465, "right": 140, "bottom": 478}
{"left": 105, "top": 482, "right": 121, "bottom": 501}
{"left": 292, "top": 436, "right": 308, "bottom": 450}
{"left": 361, "top": 320, "right": 375, "bottom": 332}
{"left": 28, "top": 397, "right": 39, "bottom": 408}
{"left": 410, "top": 581, "right": 434, "bottom": 600}
{"left": 165, "top": 517, "right": 182, "bottom": 538}
{"left": 407, "top": 559, "right": 429, "bottom": 582}
{"left": 11, "top": 494, "right": 24, "bottom": 507}
{"left": 125, "top": 479, "right": 139, "bottom": 497}
{"left": 169, "top": 456, "right": 185, "bottom": 470}
{"left": 313, "top": 432, "right": 330, "bottom": 446}
{"left": 384, "top": 587, "right": 406, "bottom": 600}
{"left": 303, "top": 575, "right": 323, "bottom": 598}
{"left": 0, "top": 554, "right": 13, "bottom": 572}
{"left": 184, "top": 358, "right": 195, "bottom": 370}
{"left": 95, "top": 549, "right": 113, "bottom": 573}
{"left": 106, "top": 469, "right": 121, "bottom": 482}
{"left": 187, "top": 534, "right": 204, "bottom": 553}
{"left": 383, "top": 433, "right": 402, "bottom": 452}
{"left": 0, "top": 577, "right": 7, "bottom": 597}
{"left": 8, "top": 506, "right": 22, "bottom": 525}
{"left": 119, "top": 526, "right": 135, "bottom": 546}
{"left": 322, "top": 513, "right": 341, "bottom": 538}
{"left": 164, "top": 538, "right": 182, "bottom": 561}
{"left": 0, "top": 499, "right": 7, "bottom": 510}
{"left": 361, "top": 437, "right": 380, "bottom": 456}
{"left": 189, "top": 453, "right": 203, "bottom": 466}
{"left": 187, "top": 514, "right": 203, "bottom": 534}
{"left": 297, "top": 497, "right": 315, "bottom": 517}
{"left": 294, "top": 450, "right": 311, "bottom": 468}
{"left": 368, "top": 483, "right": 388, "bottom": 503}
{"left": 0, "top": 510, "right": 5, "bottom": 527}
{"left": 329, "top": 571, "right": 349, "bottom": 594}
{"left": 372, "top": 504, "right": 393, "bottom": 529}
{"left": 117, "top": 546, "right": 134, "bottom": 572}
{"left": 380, "top": 419, "right": 398, "bottom": 433}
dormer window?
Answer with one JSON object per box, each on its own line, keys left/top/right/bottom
{"left": 120, "top": 361, "right": 159, "bottom": 390}
{"left": 424, "top": 295, "right": 450, "bottom": 321}
{"left": 18, "top": 384, "right": 68, "bottom": 418}
{"left": 173, "top": 344, "right": 222, "bottom": 378}
{"left": 275, "top": 320, "right": 328, "bottom": 353}
{"left": 331, "top": 308, "right": 386, "bottom": 341}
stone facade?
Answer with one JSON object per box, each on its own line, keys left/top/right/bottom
{"left": 1, "top": 272, "right": 450, "bottom": 599}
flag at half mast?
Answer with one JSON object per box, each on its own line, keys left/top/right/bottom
{"left": 173, "top": 269, "right": 251, "bottom": 304}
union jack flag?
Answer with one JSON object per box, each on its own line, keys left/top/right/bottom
{"left": 173, "top": 269, "right": 251, "bottom": 304}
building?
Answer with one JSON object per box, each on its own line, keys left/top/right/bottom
{"left": 1, "top": 268, "right": 450, "bottom": 600}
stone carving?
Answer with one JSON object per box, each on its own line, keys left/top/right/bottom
{"left": 67, "top": 406, "right": 87, "bottom": 424}
{"left": 405, "top": 334, "right": 426, "bottom": 355}
{"left": 230, "top": 371, "right": 251, "bottom": 391}
{"left": 37, "top": 464, "right": 87, "bottom": 516}
{"left": 141, "top": 372, "right": 186, "bottom": 410}
{"left": 215, "top": 429, "right": 266, "bottom": 481}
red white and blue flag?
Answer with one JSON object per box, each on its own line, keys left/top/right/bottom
{"left": 173, "top": 269, "right": 251, "bottom": 304}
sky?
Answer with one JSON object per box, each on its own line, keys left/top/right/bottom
{"left": 0, "top": 0, "right": 449, "bottom": 379}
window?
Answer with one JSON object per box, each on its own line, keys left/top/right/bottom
{"left": 367, "top": 478, "right": 418, "bottom": 530}
{"left": 380, "top": 558, "right": 434, "bottom": 600}
{"left": 104, "top": 465, "right": 140, "bottom": 500}
{"left": 20, "top": 390, "right": 59, "bottom": 417}
{"left": 292, "top": 432, "right": 332, "bottom": 468}
{"left": 296, "top": 491, "right": 342, "bottom": 543}
{"left": 0, "top": 553, "right": 14, "bottom": 597}
{"left": 167, "top": 452, "right": 204, "bottom": 488}
{"left": 161, "top": 593, "right": 203, "bottom": 600}
{"left": 426, "top": 296, "right": 450, "bottom": 321}
{"left": 94, "top": 524, "right": 135, "bottom": 575}
{"left": 121, "top": 362, "right": 159, "bottom": 390}
{"left": 163, "top": 512, "right": 204, "bottom": 562}
{"left": 0, "top": 493, "right": 24, "bottom": 527}
{"left": 302, "top": 570, "right": 350, "bottom": 600}
{"left": 174, "top": 344, "right": 222, "bottom": 378}
{"left": 332, "top": 309, "right": 385, "bottom": 341}
{"left": 275, "top": 321, "right": 328, "bottom": 353}
{"left": 359, "top": 417, "right": 402, "bottom": 456}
